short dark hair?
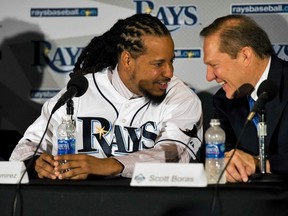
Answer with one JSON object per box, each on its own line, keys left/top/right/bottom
{"left": 200, "top": 14, "right": 273, "bottom": 59}
{"left": 74, "top": 13, "right": 170, "bottom": 74}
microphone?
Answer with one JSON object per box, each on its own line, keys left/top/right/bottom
{"left": 246, "top": 79, "right": 278, "bottom": 123}
{"left": 52, "top": 73, "right": 89, "bottom": 114}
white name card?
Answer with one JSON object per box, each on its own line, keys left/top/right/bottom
{"left": 130, "top": 163, "right": 207, "bottom": 187}
{"left": 0, "top": 162, "right": 29, "bottom": 184}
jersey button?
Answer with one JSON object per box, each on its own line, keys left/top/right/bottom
{"left": 122, "top": 119, "right": 126, "bottom": 123}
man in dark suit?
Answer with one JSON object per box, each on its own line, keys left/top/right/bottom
{"left": 200, "top": 14, "right": 288, "bottom": 183}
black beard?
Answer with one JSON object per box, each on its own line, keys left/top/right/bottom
{"left": 140, "top": 87, "right": 167, "bottom": 105}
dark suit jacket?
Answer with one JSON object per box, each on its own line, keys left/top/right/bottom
{"left": 213, "top": 55, "right": 288, "bottom": 175}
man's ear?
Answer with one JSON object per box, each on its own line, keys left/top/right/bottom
{"left": 120, "top": 50, "right": 132, "bottom": 67}
{"left": 241, "top": 46, "right": 253, "bottom": 66}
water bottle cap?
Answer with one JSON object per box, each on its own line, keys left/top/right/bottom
{"left": 210, "top": 119, "right": 220, "bottom": 126}
{"left": 62, "top": 115, "right": 72, "bottom": 122}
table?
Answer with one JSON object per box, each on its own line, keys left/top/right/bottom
{"left": 1, "top": 177, "right": 288, "bottom": 216}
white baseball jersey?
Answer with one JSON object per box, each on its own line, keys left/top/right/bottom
{"left": 10, "top": 67, "right": 203, "bottom": 177}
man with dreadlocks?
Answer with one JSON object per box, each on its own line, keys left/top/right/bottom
{"left": 10, "top": 14, "right": 203, "bottom": 179}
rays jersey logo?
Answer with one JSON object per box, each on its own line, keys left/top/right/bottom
{"left": 134, "top": 0, "right": 199, "bottom": 32}
{"left": 77, "top": 117, "right": 158, "bottom": 157}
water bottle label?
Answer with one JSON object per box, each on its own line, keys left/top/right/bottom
{"left": 206, "top": 143, "right": 225, "bottom": 159}
{"left": 58, "top": 138, "right": 76, "bottom": 155}
{"left": 68, "top": 138, "right": 76, "bottom": 154}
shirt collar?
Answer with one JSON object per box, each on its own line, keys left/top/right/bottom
{"left": 111, "top": 65, "right": 139, "bottom": 99}
{"left": 251, "top": 57, "right": 271, "bottom": 100}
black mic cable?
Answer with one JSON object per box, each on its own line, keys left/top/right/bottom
{"left": 12, "top": 98, "right": 77, "bottom": 216}
{"left": 209, "top": 79, "right": 278, "bottom": 216}
{"left": 209, "top": 120, "right": 250, "bottom": 216}
{"left": 12, "top": 73, "right": 88, "bottom": 216}
{"left": 12, "top": 109, "right": 54, "bottom": 216}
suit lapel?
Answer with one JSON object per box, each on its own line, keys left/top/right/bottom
{"left": 265, "top": 56, "right": 288, "bottom": 147}
{"left": 226, "top": 95, "right": 259, "bottom": 153}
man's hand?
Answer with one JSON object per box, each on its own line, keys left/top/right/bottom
{"left": 35, "top": 152, "right": 57, "bottom": 179}
{"left": 225, "top": 149, "right": 256, "bottom": 182}
{"left": 53, "top": 154, "right": 124, "bottom": 180}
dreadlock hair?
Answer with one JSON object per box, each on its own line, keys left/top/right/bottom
{"left": 73, "top": 13, "right": 170, "bottom": 75}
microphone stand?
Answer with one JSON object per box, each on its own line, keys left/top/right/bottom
{"left": 66, "top": 98, "right": 74, "bottom": 115}
{"left": 248, "top": 109, "right": 284, "bottom": 183}
{"left": 258, "top": 111, "right": 266, "bottom": 174}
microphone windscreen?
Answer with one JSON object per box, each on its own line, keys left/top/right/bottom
{"left": 257, "top": 79, "right": 278, "bottom": 101}
{"left": 67, "top": 73, "right": 89, "bottom": 97}
{"left": 233, "top": 83, "right": 254, "bottom": 98}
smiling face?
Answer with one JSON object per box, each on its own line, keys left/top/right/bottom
{"left": 119, "top": 35, "right": 175, "bottom": 104}
{"left": 203, "top": 33, "right": 249, "bottom": 99}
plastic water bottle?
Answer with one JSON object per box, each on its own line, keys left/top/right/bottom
{"left": 205, "top": 119, "right": 226, "bottom": 184}
{"left": 57, "top": 114, "right": 76, "bottom": 164}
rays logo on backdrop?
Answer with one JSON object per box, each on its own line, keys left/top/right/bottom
{"left": 274, "top": 44, "right": 288, "bottom": 61}
{"left": 231, "top": 3, "right": 288, "bottom": 61}
{"left": 30, "top": 8, "right": 98, "bottom": 17}
{"left": 31, "top": 40, "right": 84, "bottom": 101}
{"left": 175, "top": 49, "right": 201, "bottom": 59}
{"left": 32, "top": 40, "right": 83, "bottom": 73}
{"left": 231, "top": 3, "right": 288, "bottom": 14}
{"left": 134, "top": 0, "right": 199, "bottom": 32}
{"left": 134, "top": 0, "right": 201, "bottom": 59}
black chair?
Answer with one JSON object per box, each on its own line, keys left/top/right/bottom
{"left": 0, "top": 130, "right": 22, "bottom": 161}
